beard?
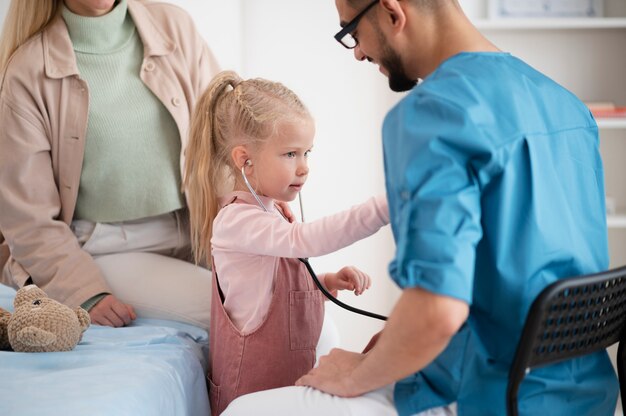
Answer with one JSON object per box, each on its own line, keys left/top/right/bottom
{"left": 377, "top": 30, "right": 417, "bottom": 92}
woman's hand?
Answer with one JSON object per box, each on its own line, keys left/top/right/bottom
{"left": 324, "top": 266, "right": 371, "bottom": 296}
{"left": 89, "top": 294, "right": 137, "bottom": 327}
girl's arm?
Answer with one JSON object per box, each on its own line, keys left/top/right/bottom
{"left": 212, "top": 195, "right": 389, "bottom": 259}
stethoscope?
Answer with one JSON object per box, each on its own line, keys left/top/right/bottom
{"left": 241, "top": 162, "right": 387, "bottom": 321}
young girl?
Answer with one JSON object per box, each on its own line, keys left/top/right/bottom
{"left": 184, "top": 70, "right": 389, "bottom": 415}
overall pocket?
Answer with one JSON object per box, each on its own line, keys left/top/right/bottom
{"left": 289, "top": 290, "right": 323, "bottom": 350}
{"left": 207, "top": 374, "right": 220, "bottom": 416}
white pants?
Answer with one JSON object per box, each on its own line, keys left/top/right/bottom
{"left": 223, "top": 384, "right": 455, "bottom": 416}
{"left": 71, "top": 210, "right": 342, "bottom": 349}
{"left": 72, "top": 211, "right": 213, "bottom": 330}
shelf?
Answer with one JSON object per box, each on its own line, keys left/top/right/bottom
{"left": 597, "top": 118, "right": 626, "bottom": 129}
{"left": 608, "top": 215, "right": 626, "bottom": 229}
{"left": 474, "top": 18, "right": 626, "bottom": 30}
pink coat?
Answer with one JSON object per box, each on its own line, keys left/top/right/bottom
{"left": 0, "top": 0, "right": 220, "bottom": 307}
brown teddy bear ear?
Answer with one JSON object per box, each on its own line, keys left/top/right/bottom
{"left": 75, "top": 307, "right": 91, "bottom": 332}
{"left": 14, "top": 285, "right": 48, "bottom": 309}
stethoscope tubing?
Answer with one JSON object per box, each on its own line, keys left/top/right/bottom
{"left": 241, "top": 164, "right": 388, "bottom": 321}
{"left": 298, "top": 257, "right": 387, "bottom": 321}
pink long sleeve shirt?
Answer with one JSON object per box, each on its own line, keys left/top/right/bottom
{"left": 211, "top": 191, "right": 389, "bottom": 334}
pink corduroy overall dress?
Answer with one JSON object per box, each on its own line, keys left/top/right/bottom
{"left": 207, "top": 201, "right": 325, "bottom": 416}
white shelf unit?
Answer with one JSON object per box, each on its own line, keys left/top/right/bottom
{"left": 608, "top": 215, "right": 626, "bottom": 229}
{"left": 475, "top": 17, "right": 626, "bottom": 30}
{"left": 598, "top": 119, "right": 626, "bottom": 130}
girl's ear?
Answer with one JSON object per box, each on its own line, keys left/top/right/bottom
{"left": 231, "top": 145, "right": 250, "bottom": 170}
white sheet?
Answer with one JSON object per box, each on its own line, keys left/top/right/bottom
{"left": 0, "top": 284, "right": 210, "bottom": 416}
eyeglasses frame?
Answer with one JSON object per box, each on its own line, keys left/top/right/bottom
{"left": 334, "top": 0, "right": 379, "bottom": 49}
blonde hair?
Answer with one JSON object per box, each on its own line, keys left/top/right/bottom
{"left": 184, "top": 70, "right": 311, "bottom": 265}
{"left": 0, "top": 0, "right": 62, "bottom": 72}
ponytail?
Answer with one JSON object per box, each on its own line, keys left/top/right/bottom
{"left": 184, "top": 71, "right": 243, "bottom": 265}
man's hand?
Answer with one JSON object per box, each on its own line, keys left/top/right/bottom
{"left": 324, "top": 266, "right": 371, "bottom": 296}
{"left": 299, "top": 289, "right": 469, "bottom": 398}
{"left": 89, "top": 294, "right": 136, "bottom": 327}
{"left": 295, "top": 348, "right": 365, "bottom": 397}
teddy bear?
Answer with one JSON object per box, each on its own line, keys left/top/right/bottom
{"left": 0, "top": 285, "right": 90, "bottom": 352}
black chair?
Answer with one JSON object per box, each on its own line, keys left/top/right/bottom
{"left": 507, "top": 266, "right": 626, "bottom": 416}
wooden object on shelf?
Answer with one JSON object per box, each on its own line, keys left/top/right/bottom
{"left": 586, "top": 102, "right": 626, "bottom": 119}
{"left": 592, "top": 108, "right": 626, "bottom": 118}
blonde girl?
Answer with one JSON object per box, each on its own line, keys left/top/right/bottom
{"left": 184, "top": 70, "right": 389, "bottom": 415}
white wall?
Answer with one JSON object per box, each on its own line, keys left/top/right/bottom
{"left": 158, "top": 0, "right": 243, "bottom": 72}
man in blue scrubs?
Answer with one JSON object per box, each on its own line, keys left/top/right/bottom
{"left": 223, "top": 1, "right": 617, "bottom": 415}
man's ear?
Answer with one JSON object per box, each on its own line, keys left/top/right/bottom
{"left": 379, "top": 0, "right": 406, "bottom": 32}
{"left": 231, "top": 145, "right": 251, "bottom": 170}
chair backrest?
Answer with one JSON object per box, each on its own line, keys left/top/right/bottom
{"left": 507, "top": 266, "right": 626, "bottom": 416}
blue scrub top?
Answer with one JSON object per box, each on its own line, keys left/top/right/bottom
{"left": 383, "top": 52, "right": 618, "bottom": 416}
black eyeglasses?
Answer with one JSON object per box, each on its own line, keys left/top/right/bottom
{"left": 334, "top": 0, "right": 379, "bottom": 49}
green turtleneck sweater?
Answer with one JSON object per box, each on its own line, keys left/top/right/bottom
{"left": 62, "top": 0, "right": 185, "bottom": 223}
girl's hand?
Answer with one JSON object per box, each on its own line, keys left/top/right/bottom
{"left": 324, "top": 266, "right": 371, "bottom": 296}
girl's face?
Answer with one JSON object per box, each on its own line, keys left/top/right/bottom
{"left": 252, "top": 117, "right": 315, "bottom": 202}
{"left": 64, "top": 0, "right": 117, "bottom": 16}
